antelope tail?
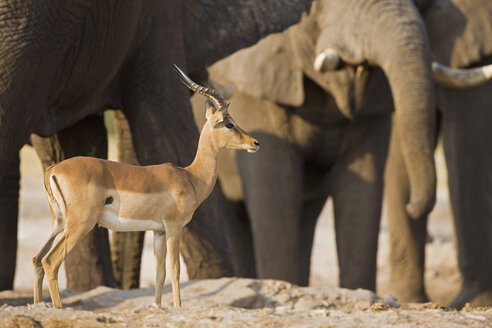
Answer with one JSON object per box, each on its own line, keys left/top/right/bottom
{"left": 44, "top": 165, "right": 67, "bottom": 218}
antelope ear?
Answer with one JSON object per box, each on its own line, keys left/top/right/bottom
{"left": 205, "top": 100, "right": 216, "bottom": 120}
{"left": 212, "top": 109, "right": 226, "bottom": 124}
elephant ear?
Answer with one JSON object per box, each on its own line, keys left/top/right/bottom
{"left": 182, "top": 0, "right": 312, "bottom": 74}
{"left": 208, "top": 32, "right": 305, "bottom": 107}
{"left": 424, "top": 0, "right": 492, "bottom": 67}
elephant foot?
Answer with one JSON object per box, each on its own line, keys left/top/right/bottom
{"left": 387, "top": 291, "right": 429, "bottom": 304}
{"left": 450, "top": 284, "right": 492, "bottom": 309}
{"left": 387, "top": 281, "right": 429, "bottom": 304}
{"left": 470, "top": 290, "right": 492, "bottom": 308}
{"left": 397, "top": 293, "right": 429, "bottom": 304}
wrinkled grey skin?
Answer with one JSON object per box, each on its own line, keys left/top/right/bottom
{"left": 386, "top": 0, "right": 492, "bottom": 308}
{"left": 191, "top": 0, "right": 437, "bottom": 289}
{"left": 0, "top": 0, "right": 312, "bottom": 291}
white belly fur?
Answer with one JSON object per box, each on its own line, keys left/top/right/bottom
{"left": 98, "top": 210, "right": 164, "bottom": 232}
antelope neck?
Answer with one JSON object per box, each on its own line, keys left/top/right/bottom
{"left": 185, "top": 125, "right": 219, "bottom": 202}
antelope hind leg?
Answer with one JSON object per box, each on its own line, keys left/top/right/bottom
{"left": 33, "top": 213, "right": 65, "bottom": 304}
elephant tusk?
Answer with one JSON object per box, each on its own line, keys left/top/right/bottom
{"left": 314, "top": 48, "right": 340, "bottom": 73}
{"left": 432, "top": 62, "right": 492, "bottom": 88}
{"left": 205, "top": 78, "right": 235, "bottom": 100}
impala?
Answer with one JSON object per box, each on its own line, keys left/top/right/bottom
{"left": 32, "top": 65, "right": 260, "bottom": 309}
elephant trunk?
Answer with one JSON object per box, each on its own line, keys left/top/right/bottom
{"left": 368, "top": 1, "right": 436, "bottom": 219}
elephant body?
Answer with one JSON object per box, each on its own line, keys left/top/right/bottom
{"left": 386, "top": 0, "right": 492, "bottom": 307}
{"left": 193, "top": 72, "right": 392, "bottom": 288}
{"left": 0, "top": 0, "right": 312, "bottom": 290}
{"left": 192, "top": 0, "right": 438, "bottom": 290}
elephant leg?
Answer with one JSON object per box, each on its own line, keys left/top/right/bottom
{"left": 0, "top": 91, "right": 43, "bottom": 290}
{"left": 31, "top": 114, "right": 115, "bottom": 291}
{"left": 299, "top": 166, "right": 331, "bottom": 283}
{"left": 110, "top": 110, "right": 145, "bottom": 289}
{"left": 179, "top": 190, "right": 234, "bottom": 278}
{"left": 440, "top": 86, "right": 492, "bottom": 308}
{"left": 300, "top": 194, "right": 330, "bottom": 283}
{"left": 218, "top": 192, "right": 256, "bottom": 278}
{"left": 236, "top": 133, "right": 305, "bottom": 285}
{"left": 332, "top": 115, "right": 390, "bottom": 291}
{"left": 385, "top": 129, "right": 428, "bottom": 302}
{"left": 0, "top": 153, "right": 20, "bottom": 290}
{"left": 111, "top": 229, "right": 144, "bottom": 289}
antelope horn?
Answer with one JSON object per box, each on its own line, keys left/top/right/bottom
{"left": 432, "top": 62, "right": 492, "bottom": 88}
{"left": 173, "top": 64, "right": 228, "bottom": 111}
{"left": 314, "top": 48, "right": 340, "bottom": 73}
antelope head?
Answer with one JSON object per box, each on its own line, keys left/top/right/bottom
{"left": 174, "top": 64, "right": 259, "bottom": 153}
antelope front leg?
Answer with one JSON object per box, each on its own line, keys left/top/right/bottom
{"left": 153, "top": 231, "right": 167, "bottom": 307}
{"left": 165, "top": 224, "right": 182, "bottom": 307}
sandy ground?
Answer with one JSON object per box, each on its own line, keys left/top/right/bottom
{"left": 2, "top": 278, "right": 492, "bottom": 328}
{"left": 2, "top": 144, "right": 487, "bottom": 327}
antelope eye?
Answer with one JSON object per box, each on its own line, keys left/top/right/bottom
{"left": 225, "top": 122, "right": 234, "bottom": 129}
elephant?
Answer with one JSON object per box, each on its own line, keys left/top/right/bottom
{"left": 386, "top": 0, "right": 492, "bottom": 308}
{"left": 0, "top": 0, "right": 312, "bottom": 291}
{"left": 187, "top": 0, "right": 441, "bottom": 290}
{"left": 190, "top": 0, "right": 492, "bottom": 291}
